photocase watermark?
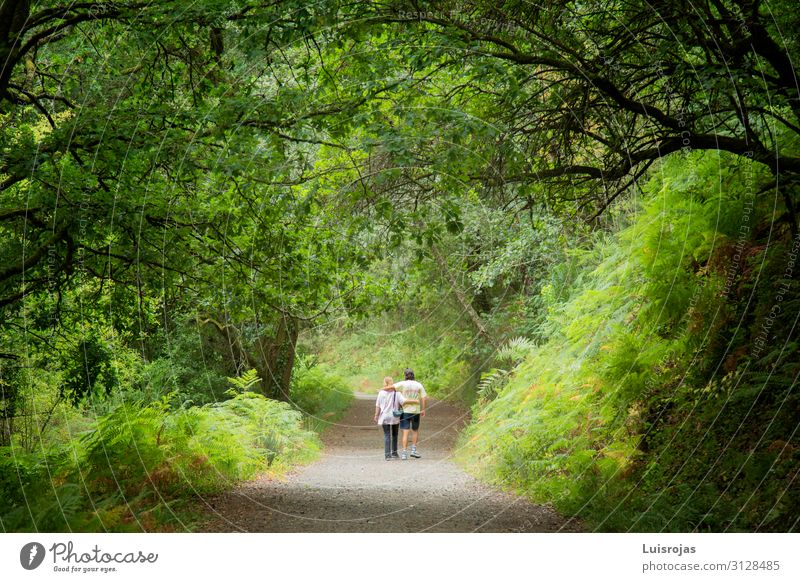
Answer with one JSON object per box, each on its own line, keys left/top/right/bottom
{"left": 20, "top": 542, "right": 46, "bottom": 570}
{"left": 723, "top": 152, "right": 756, "bottom": 297}
{"left": 654, "top": 60, "right": 694, "bottom": 157}
{"left": 396, "top": 10, "right": 522, "bottom": 35}
{"left": 77, "top": 187, "right": 92, "bottom": 282}
{"left": 18, "top": 540, "right": 158, "bottom": 574}
{"left": 752, "top": 230, "right": 800, "bottom": 359}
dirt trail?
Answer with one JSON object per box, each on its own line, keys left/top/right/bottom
{"left": 200, "top": 393, "right": 580, "bottom": 532}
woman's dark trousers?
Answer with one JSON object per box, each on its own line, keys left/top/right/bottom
{"left": 382, "top": 423, "right": 399, "bottom": 457}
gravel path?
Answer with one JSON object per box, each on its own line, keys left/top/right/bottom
{"left": 199, "top": 393, "right": 580, "bottom": 532}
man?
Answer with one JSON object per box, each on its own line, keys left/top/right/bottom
{"left": 393, "top": 368, "right": 427, "bottom": 460}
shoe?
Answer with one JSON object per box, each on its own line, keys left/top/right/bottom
{"left": 410, "top": 448, "right": 421, "bottom": 459}
{"left": 391, "top": 452, "right": 400, "bottom": 458}
{"left": 385, "top": 455, "right": 392, "bottom": 461}
{"left": 400, "top": 450, "right": 408, "bottom": 460}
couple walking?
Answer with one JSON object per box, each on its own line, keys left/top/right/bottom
{"left": 374, "top": 368, "right": 427, "bottom": 461}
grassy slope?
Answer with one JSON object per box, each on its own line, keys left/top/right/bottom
{"left": 306, "top": 308, "right": 477, "bottom": 401}
{"left": 457, "top": 153, "right": 799, "bottom": 531}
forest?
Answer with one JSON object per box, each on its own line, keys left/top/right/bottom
{"left": 1, "top": 0, "right": 798, "bottom": 532}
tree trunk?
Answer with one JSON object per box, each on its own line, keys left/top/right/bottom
{"left": 256, "top": 313, "right": 298, "bottom": 401}
{"left": 197, "top": 315, "right": 250, "bottom": 376}
{"left": 0, "top": 389, "right": 15, "bottom": 447}
{"left": 198, "top": 312, "right": 299, "bottom": 401}
{"left": 431, "top": 245, "right": 499, "bottom": 349}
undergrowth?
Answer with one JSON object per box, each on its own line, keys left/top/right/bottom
{"left": 458, "top": 152, "right": 800, "bottom": 532}
{"left": 290, "top": 357, "right": 354, "bottom": 431}
{"left": 0, "top": 391, "right": 318, "bottom": 532}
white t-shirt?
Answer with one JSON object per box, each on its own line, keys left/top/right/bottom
{"left": 394, "top": 380, "right": 426, "bottom": 414}
{"left": 375, "top": 389, "right": 405, "bottom": 425}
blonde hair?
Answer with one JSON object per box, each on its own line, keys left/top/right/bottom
{"left": 383, "top": 376, "right": 393, "bottom": 387}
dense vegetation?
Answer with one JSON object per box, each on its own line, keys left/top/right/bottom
{"left": 459, "top": 153, "right": 799, "bottom": 532}
{"left": 2, "top": 0, "right": 798, "bottom": 531}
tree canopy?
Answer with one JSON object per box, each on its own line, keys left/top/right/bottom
{"left": 1, "top": 0, "right": 798, "bottom": 532}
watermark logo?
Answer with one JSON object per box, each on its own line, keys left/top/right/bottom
{"left": 20, "top": 542, "right": 46, "bottom": 570}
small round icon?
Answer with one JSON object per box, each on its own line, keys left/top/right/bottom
{"left": 20, "top": 542, "right": 46, "bottom": 570}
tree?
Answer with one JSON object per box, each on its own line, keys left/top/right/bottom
{"left": 0, "top": 0, "right": 391, "bottom": 401}
{"left": 347, "top": 0, "right": 800, "bottom": 228}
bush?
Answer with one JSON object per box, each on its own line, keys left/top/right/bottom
{"left": 133, "top": 325, "right": 231, "bottom": 406}
{"left": 0, "top": 391, "right": 318, "bottom": 532}
{"left": 290, "top": 361, "right": 353, "bottom": 427}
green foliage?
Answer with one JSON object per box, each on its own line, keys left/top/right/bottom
{"left": 495, "top": 337, "right": 537, "bottom": 366}
{"left": 133, "top": 323, "right": 231, "bottom": 407}
{"left": 289, "top": 358, "right": 353, "bottom": 428}
{"left": 0, "top": 389, "right": 318, "bottom": 532}
{"left": 476, "top": 368, "right": 510, "bottom": 403}
{"left": 459, "top": 152, "right": 799, "bottom": 532}
{"left": 59, "top": 334, "right": 122, "bottom": 405}
{"left": 2, "top": 0, "right": 799, "bottom": 536}
{"left": 309, "top": 305, "right": 474, "bottom": 402}
{"left": 227, "top": 369, "right": 262, "bottom": 395}
{"left": 476, "top": 337, "right": 537, "bottom": 403}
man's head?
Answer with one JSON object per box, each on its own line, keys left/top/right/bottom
{"left": 404, "top": 368, "right": 415, "bottom": 381}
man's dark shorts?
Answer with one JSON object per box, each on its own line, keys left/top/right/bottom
{"left": 399, "top": 412, "right": 421, "bottom": 431}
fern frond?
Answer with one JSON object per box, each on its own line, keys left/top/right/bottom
{"left": 226, "top": 369, "right": 261, "bottom": 395}
{"left": 495, "top": 336, "right": 536, "bottom": 364}
{"left": 477, "top": 368, "right": 509, "bottom": 402}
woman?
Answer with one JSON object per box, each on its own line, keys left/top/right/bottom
{"left": 374, "top": 377, "right": 405, "bottom": 460}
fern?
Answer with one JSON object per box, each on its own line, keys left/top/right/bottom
{"left": 475, "top": 337, "right": 536, "bottom": 404}
{"left": 477, "top": 368, "right": 509, "bottom": 402}
{"left": 495, "top": 336, "right": 536, "bottom": 365}
{"left": 226, "top": 369, "right": 261, "bottom": 395}
{"left": 1, "top": 386, "right": 320, "bottom": 532}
